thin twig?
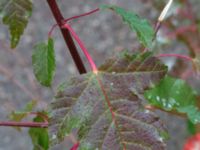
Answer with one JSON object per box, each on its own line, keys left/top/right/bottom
{"left": 0, "top": 112, "right": 48, "bottom": 128}
{"left": 48, "top": 8, "right": 100, "bottom": 37}
{"left": 0, "top": 121, "right": 48, "bottom": 128}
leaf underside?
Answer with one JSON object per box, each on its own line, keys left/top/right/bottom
{"left": 49, "top": 52, "right": 168, "bottom": 150}
{"left": 0, "top": 0, "right": 32, "bottom": 48}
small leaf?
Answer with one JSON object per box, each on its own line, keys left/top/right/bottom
{"left": 0, "top": 0, "right": 32, "bottom": 48}
{"left": 9, "top": 100, "right": 37, "bottom": 131}
{"left": 32, "top": 38, "right": 56, "bottom": 87}
{"left": 49, "top": 52, "right": 168, "bottom": 149}
{"left": 101, "top": 4, "right": 154, "bottom": 48}
{"left": 144, "top": 75, "right": 199, "bottom": 124}
{"left": 29, "top": 114, "right": 49, "bottom": 150}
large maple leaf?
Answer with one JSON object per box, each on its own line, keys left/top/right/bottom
{"left": 49, "top": 52, "right": 168, "bottom": 150}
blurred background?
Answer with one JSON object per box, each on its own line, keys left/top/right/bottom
{"left": 0, "top": 0, "right": 200, "bottom": 149}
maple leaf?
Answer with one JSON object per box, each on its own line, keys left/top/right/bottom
{"left": 49, "top": 52, "right": 168, "bottom": 150}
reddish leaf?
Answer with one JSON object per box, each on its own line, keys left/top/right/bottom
{"left": 183, "top": 133, "right": 200, "bottom": 150}
{"left": 49, "top": 52, "right": 168, "bottom": 149}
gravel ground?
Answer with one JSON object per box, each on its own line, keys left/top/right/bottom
{"left": 0, "top": 0, "right": 198, "bottom": 149}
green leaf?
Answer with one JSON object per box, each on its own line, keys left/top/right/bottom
{"left": 29, "top": 115, "right": 49, "bottom": 150}
{"left": 9, "top": 100, "right": 37, "bottom": 131}
{"left": 187, "top": 120, "right": 196, "bottom": 135}
{"left": 32, "top": 38, "right": 56, "bottom": 87}
{"left": 101, "top": 4, "right": 154, "bottom": 48}
{"left": 144, "top": 75, "right": 199, "bottom": 124}
{"left": 0, "top": 0, "right": 32, "bottom": 48}
{"left": 49, "top": 52, "right": 168, "bottom": 149}
{"left": 178, "top": 106, "right": 200, "bottom": 124}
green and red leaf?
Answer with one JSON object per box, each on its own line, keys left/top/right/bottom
{"left": 49, "top": 52, "right": 168, "bottom": 149}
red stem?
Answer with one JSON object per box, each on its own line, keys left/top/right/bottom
{"left": 47, "top": 0, "right": 86, "bottom": 74}
{"left": 63, "top": 23, "right": 98, "bottom": 73}
{"left": 64, "top": 8, "right": 99, "bottom": 23}
{"left": 48, "top": 8, "right": 99, "bottom": 38}
{"left": 48, "top": 23, "right": 58, "bottom": 38}
{"left": 0, "top": 122, "right": 48, "bottom": 128}
{"left": 157, "top": 53, "right": 193, "bottom": 62}
{"left": 0, "top": 112, "right": 48, "bottom": 128}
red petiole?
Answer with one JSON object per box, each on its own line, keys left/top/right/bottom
{"left": 0, "top": 112, "right": 48, "bottom": 128}
{"left": 62, "top": 23, "right": 98, "bottom": 74}
{"left": 157, "top": 53, "right": 193, "bottom": 62}
{"left": 48, "top": 8, "right": 99, "bottom": 38}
